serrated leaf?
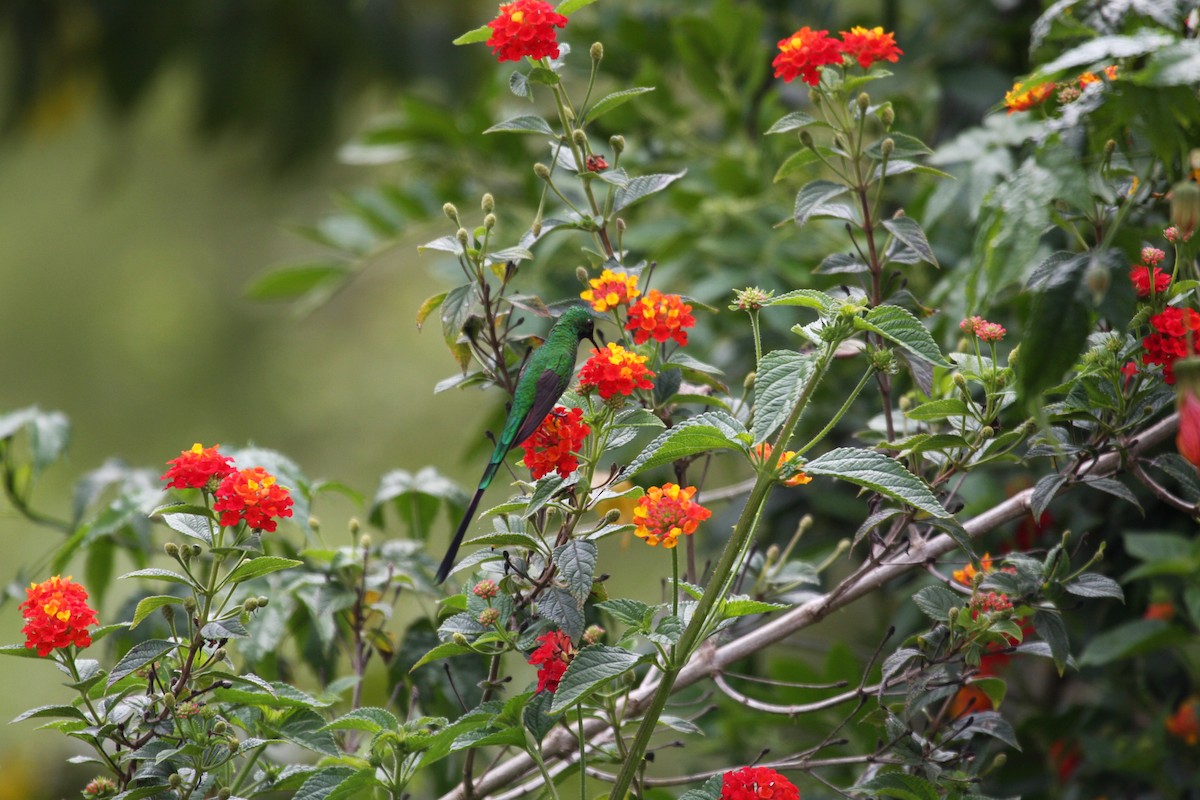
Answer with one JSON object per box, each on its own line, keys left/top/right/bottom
{"left": 856, "top": 305, "right": 950, "bottom": 367}
{"left": 793, "top": 179, "right": 851, "bottom": 227}
{"left": 582, "top": 87, "right": 654, "bottom": 125}
{"left": 554, "top": 540, "right": 597, "bottom": 603}
{"left": 856, "top": 772, "right": 940, "bottom": 800}
{"left": 617, "top": 411, "right": 747, "bottom": 480}
{"left": 119, "top": 568, "right": 194, "bottom": 586}
{"left": 159, "top": 512, "right": 214, "bottom": 546}
{"left": 765, "top": 111, "right": 819, "bottom": 135}
{"left": 1082, "top": 476, "right": 1141, "bottom": 512}
{"left": 595, "top": 598, "right": 654, "bottom": 628}
{"left": 1030, "top": 473, "right": 1067, "bottom": 518}
{"left": 452, "top": 25, "right": 491, "bottom": 45}
{"left": 905, "top": 398, "right": 970, "bottom": 421}
{"left": 131, "top": 596, "right": 185, "bottom": 630}
{"left": 549, "top": 645, "right": 642, "bottom": 713}
{"left": 227, "top": 557, "right": 303, "bottom": 583}
{"left": 107, "top": 640, "right": 177, "bottom": 688}
{"left": 538, "top": 588, "right": 584, "bottom": 640}
{"left": 410, "top": 641, "right": 476, "bottom": 671}
{"left": 953, "top": 710, "right": 1020, "bottom": 749}
{"left": 752, "top": 350, "right": 816, "bottom": 444}
{"left": 320, "top": 707, "right": 398, "bottom": 734}
{"left": 912, "top": 585, "right": 962, "bottom": 620}
{"left": 416, "top": 292, "right": 447, "bottom": 330}
{"left": 882, "top": 216, "right": 939, "bottom": 268}
{"left": 1018, "top": 279, "right": 1091, "bottom": 405}
{"left": 292, "top": 766, "right": 359, "bottom": 800}
{"left": 11, "top": 704, "right": 88, "bottom": 724}
{"left": 613, "top": 171, "right": 687, "bottom": 212}
{"left": 1032, "top": 610, "right": 1070, "bottom": 675}
{"left": 1078, "top": 619, "right": 1184, "bottom": 666}
{"left": 721, "top": 598, "right": 789, "bottom": 619}
{"left": 766, "top": 288, "right": 837, "bottom": 312}
{"left": 804, "top": 448, "right": 950, "bottom": 518}
{"left": 774, "top": 146, "right": 840, "bottom": 182}
{"left": 201, "top": 618, "right": 249, "bottom": 639}
{"left": 484, "top": 115, "right": 555, "bottom": 135}
{"left": 1063, "top": 572, "right": 1124, "bottom": 600}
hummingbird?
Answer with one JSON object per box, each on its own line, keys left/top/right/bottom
{"left": 435, "top": 305, "right": 596, "bottom": 583}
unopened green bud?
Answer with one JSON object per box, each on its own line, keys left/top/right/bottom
{"left": 576, "top": 266, "right": 590, "bottom": 285}
{"left": 161, "top": 604, "right": 175, "bottom": 625}
{"left": 609, "top": 135, "right": 625, "bottom": 154}
{"left": 1171, "top": 180, "right": 1200, "bottom": 236}
{"left": 256, "top": 595, "right": 269, "bottom": 607}
{"left": 478, "top": 607, "right": 500, "bottom": 626}
{"left": 603, "top": 508, "right": 622, "bottom": 524}
{"left": 590, "top": 41, "right": 604, "bottom": 61}
{"left": 531, "top": 219, "right": 543, "bottom": 237}
{"left": 218, "top": 789, "right": 232, "bottom": 800}
{"left": 244, "top": 597, "right": 259, "bottom": 612}
{"left": 183, "top": 596, "right": 197, "bottom": 614}
{"left": 798, "top": 514, "right": 814, "bottom": 534}
{"left": 765, "top": 544, "right": 780, "bottom": 563}
{"left": 456, "top": 228, "right": 470, "bottom": 248}
{"left": 1007, "top": 344, "right": 1020, "bottom": 367}
{"left": 359, "top": 533, "right": 372, "bottom": 551}
{"left": 442, "top": 202, "right": 459, "bottom": 221}
{"left": 484, "top": 213, "right": 497, "bottom": 231}
{"left": 572, "top": 129, "right": 587, "bottom": 148}
{"left": 615, "top": 218, "right": 626, "bottom": 233}
{"left": 191, "top": 544, "right": 202, "bottom": 558}
{"left": 213, "top": 720, "right": 228, "bottom": 735}
{"left": 481, "top": 193, "right": 495, "bottom": 213}
{"left": 452, "top": 632, "right": 470, "bottom": 646}
{"left": 163, "top": 691, "right": 176, "bottom": 709}
{"left": 857, "top": 92, "right": 870, "bottom": 112}
{"left": 164, "top": 542, "right": 180, "bottom": 558}
{"left": 799, "top": 130, "right": 815, "bottom": 149}
{"left": 308, "top": 516, "right": 319, "bottom": 533}
{"left": 1104, "top": 139, "right": 1117, "bottom": 157}
{"left": 881, "top": 138, "right": 895, "bottom": 158}
{"left": 880, "top": 106, "right": 895, "bottom": 127}
{"left": 979, "top": 426, "right": 995, "bottom": 440}
{"left": 583, "top": 624, "right": 606, "bottom": 645}
{"left": 179, "top": 545, "right": 192, "bottom": 564}
{"left": 990, "top": 753, "right": 1007, "bottom": 771}
{"left": 898, "top": 395, "right": 913, "bottom": 412}
{"left": 744, "top": 371, "right": 756, "bottom": 389}
{"left": 168, "top": 774, "right": 183, "bottom": 789}
{"left": 953, "top": 373, "right": 968, "bottom": 389}
{"left": 533, "top": 162, "right": 552, "bottom": 180}
{"left": 212, "top": 648, "right": 227, "bottom": 662}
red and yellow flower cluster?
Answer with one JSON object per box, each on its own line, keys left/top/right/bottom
{"left": 633, "top": 483, "right": 712, "bottom": 548}
{"left": 720, "top": 766, "right": 800, "bottom": 800}
{"left": 1004, "top": 81, "right": 1055, "bottom": 113}
{"left": 1167, "top": 696, "right": 1199, "bottom": 745}
{"left": 486, "top": 0, "right": 568, "bottom": 62}
{"left": 772, "top": 25, "right": 901, "bottom": 86}
{"left": 752, "top": 443, "right": 812, "bottom": 487}
{"left": 578, "top": 342, "right": 656, "bottom": 400}
{"left": 1142, "top": 306, "right": 1200, "bottom": 384}
{"left": 627, "top": 289, "right": 696, "bottom": 346}
{"left": 20, "top": 575, "right": 99, "bottom": 657}
{"left": 163, "top": 444, "right": 294, "bottom": 532}
{"left": 959, "top": 315, "right": 1007, "bottom": 343}
{"left": 520, "top": 405, "right": 590, "bottom": 480}
{"left": 528, "top": 629, "right": 575, "bottom": 693}
{"left": 581, "top": 269, "right": 640, "bottom": 314}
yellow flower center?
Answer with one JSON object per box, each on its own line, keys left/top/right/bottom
{"left": 511, "top": 10, "right": 524, "bottom": 23}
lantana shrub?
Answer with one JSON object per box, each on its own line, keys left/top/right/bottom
{"left": 5, "top": 2, "right": 1200, "bottom": 799}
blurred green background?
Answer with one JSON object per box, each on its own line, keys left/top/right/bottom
{"left": 0, "top": 0, "right": 1043, "bottom": 794}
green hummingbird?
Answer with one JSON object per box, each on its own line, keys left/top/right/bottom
{"left": 435, "top": 305, "right": 596, "bottom": 583}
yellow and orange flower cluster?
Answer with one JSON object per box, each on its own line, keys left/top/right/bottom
{"left": 839, "top": 26, "right": 903, "bottom": 69}
{"left": 772, "top": 25, "right": 902, "bottom": 86}
{"left": 581, "top": 269, "right": 640, "bottom": 313}
{"left": 1004, "top": 81, "right": 1055, "bottom": 114}
{"left": 633, "top": 482, "right": 711, "bottom": 548}
{"left": 626, "top": 289, "right": 696, "bottom": 346}
{"left": 1079, "top": 64, "right": 1118, "bottom": 86}
{"left": 20, "top": 576, "right": 99, "bottom": 657}
{"left": 752, "top": 443, "right": 812, "bottom": 487}
{"left": 213, "top": 466, "right": 295, "bottom": 532}
{"left": 486, "top": 0, "right": 568, "bottom": 62}
{"left": 577, "top": 342, "right": 655, "bottom": 400}
{"left": 520, "top": 405, "right": 590, "bottom": 480}
{"left": 953, "top": 552, "right": 994, "bottom": 586}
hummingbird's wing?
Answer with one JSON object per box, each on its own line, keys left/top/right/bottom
{"left": 512, "top": 368, "right": 571, "bottom": 446}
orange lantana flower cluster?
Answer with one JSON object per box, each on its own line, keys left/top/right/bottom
{"left": 520, "top": 405, "right": 590, "bottom": 480}
{"left": 1167, "top": 696, "right": 1199, "bottom": 745}
{"left": 213, "top": 466, "right": 295, "bottom": 532}
{"left": 633, "top": 483, "right": 711, "bottom": 548}
{"left": 20, "top": 576, "right": 99, "bottom": 657}
{"left": 752, "top": 443, "right": 812, "bottom": 487}
{"left": 486, "top": 0, "right": 568, "bottom": 62}
{"left": 578, "top": 342, "right": 655, "bottom": 400}
{"left": 773, "top": 25, "right": 901, "bottom": 86}
{"left": 581, "top": 269, "right": 640, "bottom": 313}
{"left": 839, "top": 26, "right": 903, "bottom": 69}
{"left": 1004, "top": 81, "right": 1055, "bottom": 113}
{"left": 626, "top": 289, "right": 696, "bottom": 346}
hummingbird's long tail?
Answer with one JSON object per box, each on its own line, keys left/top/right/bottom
{"left": 435, "top": 458, "right": 504, "bottom": 583}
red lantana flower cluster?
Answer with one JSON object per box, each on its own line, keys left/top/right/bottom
{"left": 528, "top": 629, "right": 575, "bottom": 693}
{"left": 580, "top": 269, "right": 640, "bottom": 313}
{"left": 520, "top": 405, "right": 590, "bottom": 480}
{"left": 626, "top": 289, "right": 696, "bottom": 346}
{"left": 959, "top": 315, "right": 1006, "bottom": 343}
{"left": 720, "top": 766, "right": 800, "bottom": 800}
{"left": 1166, "top": 696, "right": 1200, "bottom": 745}
{"left": 772, "top": 25, "right": 901, "bottom": 86}
{"left": 20, "top": 575, "right": 99, "bottom": 656}
{"left": 1131, "top": 265, "right": 1171, "bottom": 298}
{"left": 1142, "top": 306, "right": 1200, "bottom": 384}
{"left": 633, "top": 483, "right": 711, "bottom": 548}
{"left": 162, "top": 442, "right": 235, "bottom": 490}
{"left": 213, "top": 466, "right": 295, "bottom": 532}
{"left": 578, "top": 342, "right": 655, "bottom": 400}
{"left": 971, "top": 591, "right": 1014, "bottom": 616}
{"left": 486, "top": 0, "right": 568, "bottom": 63}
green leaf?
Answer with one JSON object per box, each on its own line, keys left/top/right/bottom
{"left": 320, "top": 707, "right": 399, "bottom": 734}
{"left": 214, "top": 682, "right": 329, "bottom": 709}
{"left": 158, "top": 512, "right": 215, "bottom": 546}
{"left": 226, "top": 556, "right": 303, "bottom": 583}
{"left": 856, "top": 305, "right": 950, "bottom": 367}
{"left": 721, "top": 597, "right": 789, "bottom": 619}
{"left": 882, "top": 216, "right": 939, "bottom": 268}
{"left": 1063, "top": 572, "right": 1124, "bottom": 601}
{"left": 484, "top": 116, "right": 555, "bottom": 135}
{"left": 107, "top": 640, "right": 177, "bottom": 688}
{"left": 596, "top": 598, "right": 654, "bottom": 628}
{"left": 618, "top": 411, "right": 747, "bottom": 480}
{"left": 774, "top": 147, "right": 840, "bottom": 182}
{"left": 549, "top": 645, "right": 642, "bottom": 713}
{"left": 1078, "top": 619, "right": 1185, "bottom": 666}
{"left": 119, "top": 567, "right": 194, "bottom": 586}
{"left": 293, "top": 766, "right": 359, "bottom": 800}
{"left": 537, "top": 588, "right": 584, "bottom": 640}
{"left": 411, "top": 641, "right": 476, "bottom": 671}
{"left": 1032, "top": 610, "right": 1070, "bottom": 675}
{"left": 765, "top": 111, "right": 819, "bottom": 135}
{"left": 793, "top": 179, "right": 852, "bottom": 227}
{"left": 452, "top": 25, "right": 491, "bottom": 45}
{"left": 201, "top": 618, "right": 249, "bottom": 639}
{"left": 1017, "top": 273, "right": 1091, "bottom": 407}
{"left": 766, "top": 288, "right": 837, "bottom": 312}
{"left": 912, "top": 585, "right": 962, "bottom": 620}
{"left": 1039, "top": 31, "right": 1175, "bottom": 75}
{"left": 554, "top": 540, "right": 597, "bottom": 603}
{"left": 246, "top": 262, "right": 349, "bottom": 301}
{"left": 582, "top": 87, "right": 654, "bottom": 125}
{"left": 1030, "top": 473, "right": 1068, "bottom": 519}
{"left": 131, "top": 596, "right": 185, "bottom": 630}
{"left": 0, "top": 644, "right": 44, "bottom": 659}
{"left": 11, "top": 704, "right": 88, "bottom": 724}
{"left": 613, "top": 171, "right": 687, "bottom": 212}
{"left": 752, "top": 350, "right": 816, "bottom": 444}
{"left": 856, "top": 772, "right": 940, "bottom": 800}
{"left": 556, "top": 0, "right": 598, "bottom": 14}
{"left": 905, "top": 398, "right": 970, "bottom": 422}
{"left": 416, "top": 292, "right": 447, "bottom": 330}
{"left": 804, "top": 448, "right": 950, "bottom": 518}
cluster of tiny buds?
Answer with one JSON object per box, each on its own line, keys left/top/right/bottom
{"left": 1142, "top": 246, "right": 1166, "bottom": 266}
{"left": 473, "top": 579, "right": 499, "bottom": 599}
{"left": 583, "top": 624, "right": 606, "bottom": 645}
{"left": 730, "top": 286, "right": 774, "bottom": 311}
{"left": 971, "top": 592, "right": 1014, "bottom": 614}
{"left": 478, "top": 607, "right": 501, "bottom": 626}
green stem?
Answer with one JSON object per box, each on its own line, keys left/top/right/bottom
{"left": 577, "top": 707, "right": 587, "bottom": 800}
{"left": 793, "top": 365, "right": 876, "bottom": 458}
{"left": 670, "top": 546, "right": 679, "bottom": 620}
{"left": 606, "top": 342, "right": 836, "bottom": 799}
{"left": 529, "top": 743, "right": 563, "bottom": 800}
{"left": 748, "top": 309, "right": 763, "bottom": 366}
